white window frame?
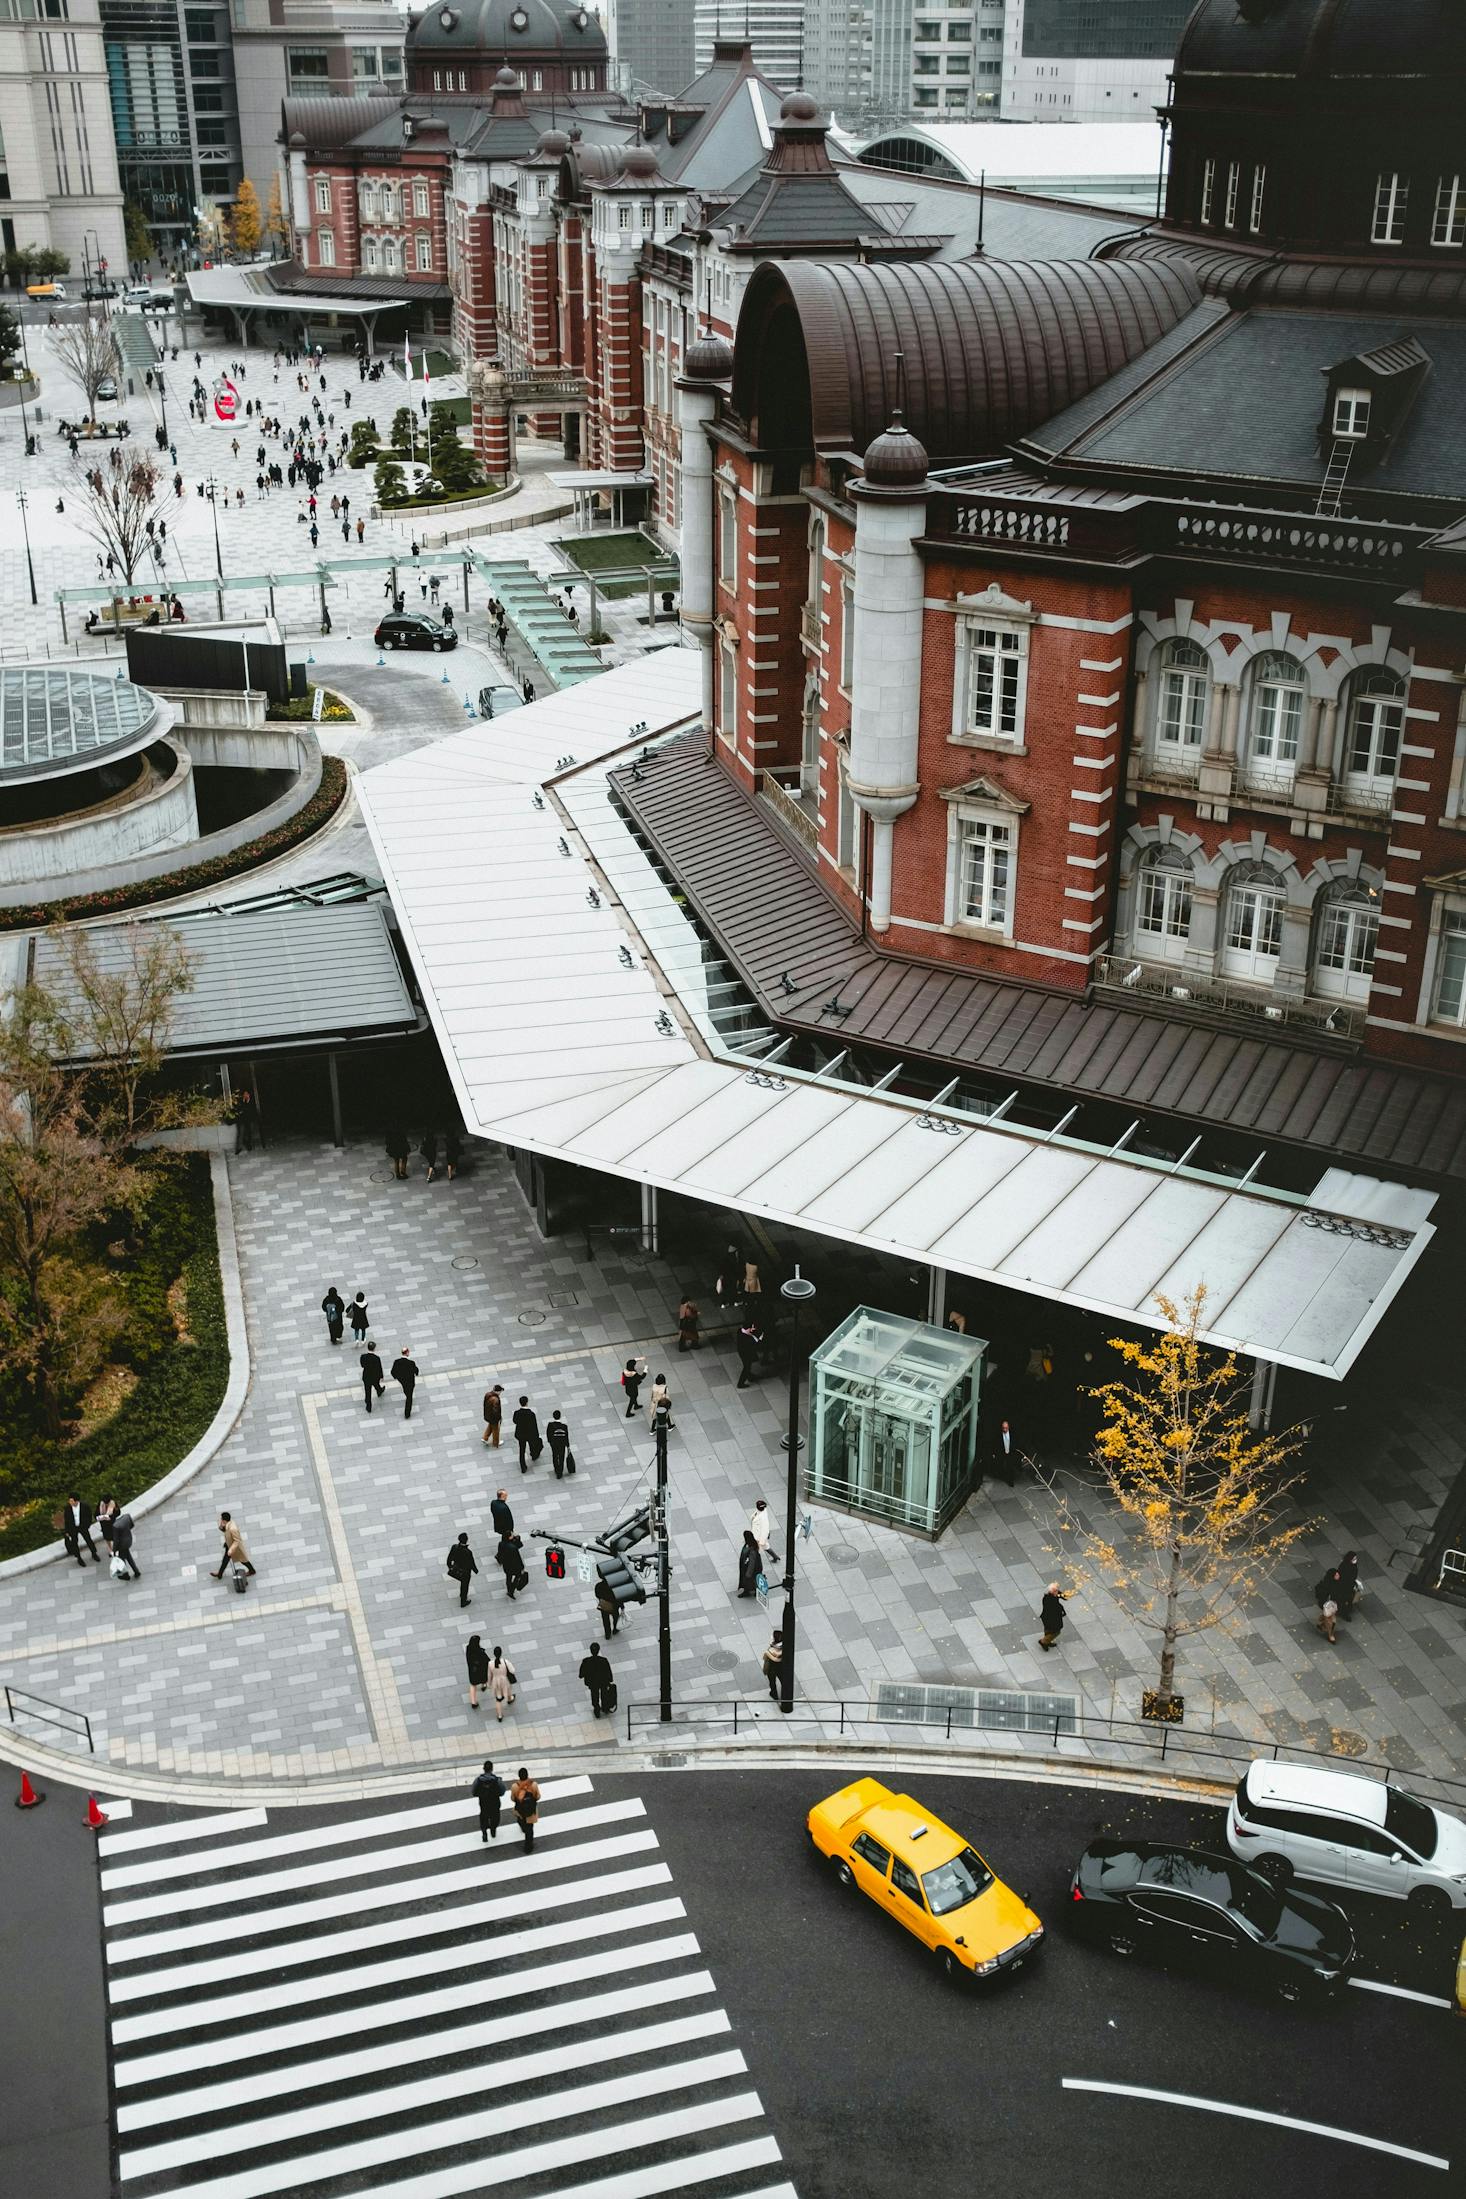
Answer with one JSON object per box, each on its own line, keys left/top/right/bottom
{"left": 1431, "top": 906, "right": 1466, "bottom": 1027}
{"left": 1433, "top": 172, "right": 1465, "bottom": 248}
{"left": 945, "top": 804, "right": 1016, "bottom": 936}
{"left": 719, "top": 640, "right": 737, "bottom": 739}
{"left": 1223, "top": 160, "right": 1240, "bottom": 229}
{"left": 1249, "top": 162, "right": 1266, "bottom": 234}
{"left": 415, "top": 230, "right": 431, "bottom": 271}
{"left": 953, "top": 619, "right": 1028, "bottom": 745}
{"left": 1134, "top": 850, "right": 1194, "bottom": 965}
{"left": 1313, "top": 887, "right": 1379, "bottom": 1004}
{"left": 1153, "top": 637, "right": 1209, "bottom": 762}
{"left": 1332, "top": 387, "right": 1372, "bottom": 439}
{"left": 1199, "top": 157, "right": 1215, "bottom": 223}
{"left": 717, "top": 487, "right": 736, "bottom": 587}
{"left": 317, "top": 229, "right": 335, "bottom": 266}
{"left": 413, "top": 180, "right": 429, "bottom": 218}
{"left": 314, "top": 176, "right": 330, "bottom": 215}
{"left": 839, "top": 575, "right": 855, "bottom": 694}
{"left": 1372, "top": 170, "right": 1408, "bottom": 245}
{"left": 364, "top": 235, "right": 379, "bottom": 273}
{"left": 1343, "top": 670, "right": 1404, "bottom": 790}
{"left": 1246, "top": 653, "right": 1306, "bottom": 785}
{"left": 1222, "top": 874, "right": 1285, "bottom": 984}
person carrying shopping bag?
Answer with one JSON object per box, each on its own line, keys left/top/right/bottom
{"left": 489, "top": 1646, "right": 517, "bottom": 1720}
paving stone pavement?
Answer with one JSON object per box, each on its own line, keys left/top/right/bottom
{"left": 1, "top": 1137, "right": 1464, "bottom": 1790}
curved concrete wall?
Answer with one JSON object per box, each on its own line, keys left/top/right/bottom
{"left": 0, "top": 740, "right": 199, "bottom": 891}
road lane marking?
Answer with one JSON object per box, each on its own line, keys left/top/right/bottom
{"left": 98, "top": 1808, "right": 267, "bottom": 1854}
{"left": 1062, "top": 2079, "right": 1449, "bottom": 2170}
{"left": 1350, "top": 1976, "right": 1454, "bottom": 2009}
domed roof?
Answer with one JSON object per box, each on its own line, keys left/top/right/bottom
{"left": 413, "top": 0, "right": 606, "bottom": 55}
{"left": 860, "top": 410, "right": 929, "bottom": 494}
{"left": 493, "top": 63, "right": 519, "bottom": 88}
{"left": 779, "top": 90, "right": 819, "bottom": 123}
{"left": 1176, "top": 0, "right": 1466, "bottom": 81}
{"left": 620, "top": 143, "right": 660, "bottom": 180}
{"left": 681, "top": 330, "right": 734, "bottom": 386}
{"left": 534, "top": 127, "right": 572, "bottom": 156}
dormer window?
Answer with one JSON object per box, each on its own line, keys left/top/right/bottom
{"left": 1372, "top": 171, "right": 1408, "bottom": 245}
{"left": 1434, "top": 173, "right": 1465, "bottom": 249}
{"left": 1332, "top": 388, "right": 1372, "bottom": 439}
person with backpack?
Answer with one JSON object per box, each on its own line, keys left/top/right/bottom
{"left": 512, "top": 1395, "right": 541, "bottom": 1472}
{"left": 446, "top": 1531, "right": 478, "bottom": 1608}
{"left": 510, "top": 1767, "right": 541, "bottom": 1849}
{"left": 320, "top": 1285, "right": 345, "bottom": 1346}
{"left": 482, "top": 1383, "right": 503, "bottom": 1447}
{"left": 473, "top": 1758, "right": 505, "bottom": 1839}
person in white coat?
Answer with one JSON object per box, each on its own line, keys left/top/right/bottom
{"left": 749, "top": 1499, "right": 776, "bottom": 1562}
{"left": 489, "top": 1646, "right": 517, "bottom": 1721}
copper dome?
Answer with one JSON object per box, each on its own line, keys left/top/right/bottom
{"left": 682, "top": 330, "right": 735, "bottom": 385}
{"left": 860, "top": 410, "right": 929, "bottom": 494}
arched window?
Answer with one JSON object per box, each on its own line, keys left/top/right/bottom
{"left": 1246, "top": 652, "right": 1307, "bottom": 782}
{"left": 1343, "top": 667, "right": 1404, "bottom": 790}
{"left": 1153, "top": 636, "right": 1209, "bottom": 759}
{"left": 1313, "top": 880, "right": 1380, "bottom": 1003}
{"left": 1134, "top": 845, "right": 1194, "bottom": 964}
{"left": 1222, "top": 861, "right": 1286, "bottom": 984}
{"left": 807, "top": 512, "right": 825, "bottom": 636}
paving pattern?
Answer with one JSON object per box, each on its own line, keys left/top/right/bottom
{"left": 100, "top": 1782, "right": 796, "bottom": 2199}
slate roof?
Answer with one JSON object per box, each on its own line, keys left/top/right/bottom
{"left": 1027, "top": 307, "right": 1466, "bottom": 507}
{"left": 641, "top": 47, "right": 783, "bottom": 191}
{"left": 615, "top": 735, "right": 1466, "bottom": 1186}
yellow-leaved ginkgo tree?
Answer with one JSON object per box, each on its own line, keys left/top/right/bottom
{"left": 1064, "top": 1286, "right": 1316, "bottom": 1721}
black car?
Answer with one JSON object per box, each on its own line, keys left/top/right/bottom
{"left": 477, "top": 683, "right": 523, "bottom": 718}
{"left": 375, "top": 613, "right": 457, "bottom": 653}
{"left": 1069, "top": 1839, "right": 1355, "bottom": 2003}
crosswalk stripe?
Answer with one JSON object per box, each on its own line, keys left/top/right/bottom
{"left": 117, "top": 1971, "right": 718, "bottom": 2123}
{"left": 105, "top": 1862, "right": 677, "bottom": 2003}
{"left": 103, "top": 1797, "right": 646, "bottom": 1923}
{"left": 110, "top": 1902, "right": 692, "bottom": 2045}
{"left": 106, "top": 1829, "right": 662, "bottom": 1962}
{"left": 331, "top": 2138, "right": 786, "bottom": 2199}
{"left": 119, "top": 2059, "right": 758, "bottom": 2198}
{"left": 97, "top": 1809, "right": 268, "bottom": 1855}
{"left": 99, "top": 1778, "right": 594, "bottom": 1889}
{"left": 120, "top": 2011, "right": 734, "bottom": 2172}
{"left": 98, "top": 1799, "right": 134, "bottom": 1822}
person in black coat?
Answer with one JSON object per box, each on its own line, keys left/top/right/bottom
{"left": 736, "top": 1529, "right": 762, "bottom": 1598}
{"left": 736, "top": 1319, "right": 764, "bottom": 1389}
{"left": 466, "top": 1635, "right": 490, "bottom": 1710}
{"left": 1039, "top": 1583, "right": 1069, "bottom": 1651}
{"left": 419, "top": 1131, "right": 438, "bottom": 1182}
{"left": 61, "top": 1495, "right": 100, "bottom": 1567}
{"left": 1334, "top": 1550, "right": 1360, "bottom": 1618}
{"left": 497, "top": 1531, "right": 528, "bottom": 1598}
{"left": 360, "top": 1341, "right": 385, "bottom": 1411}
{"left": 579, "top": 1644, "right": 614, "bottom": 1717}
{"left": 546, "top": 1410, "right": 573, "bottom": 1479}
{"left": 595, "top": 1573, "right": 621, "bottom": 1637}
{"left": 321, "top": 1286, "right": 345, "bottom": 1345}
{"left": 489, "top": 1489, "right": 514, "bottom": 1540}
{"left": 390, "top": 1348, "right": 419, "bottom": 1418}
{"left": 512, "top": 1395, "right": 540, "bottom": 1472}
{"left": 348, "top": 1292, "right": 369, "bottom": 1341}
{"left": 446, "top": 1532, "right": 478, "bottom": 1607}
{"left": 444, "top": 1127, "right": 462, "bottom": 1180}
{"left": 111, "top": 1510, "right": 141, "bottom": 1579}
{"left": 385, "top": 1124, "right": 410, "bottom": 1180}
{"left": 472, "top": 1757, "right": 505, "bottom": 1838}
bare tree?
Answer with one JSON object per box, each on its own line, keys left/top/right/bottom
{"left": 70, "top": 444, "right": 173, "bottom": 587}
{"left": 45, "top": 920, "right": 221, "bottom": 1151}
{"left": 52, "top": 309, "right": 122, "bottom": 419}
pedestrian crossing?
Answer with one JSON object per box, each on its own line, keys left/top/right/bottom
{"left": 100, "top": 1780, "right": 797, "bottom": 2199}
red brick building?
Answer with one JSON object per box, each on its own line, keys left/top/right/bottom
{"left": 631, "top": 0, "right": 1466, "bottom": 1187}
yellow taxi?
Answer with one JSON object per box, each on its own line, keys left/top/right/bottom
{"left": 807, "top": 1778, "right": 1044, "bottom": 1983}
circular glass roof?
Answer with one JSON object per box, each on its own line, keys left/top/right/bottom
{"left": 0, "top": 667, "right": 160, "bottom": 785}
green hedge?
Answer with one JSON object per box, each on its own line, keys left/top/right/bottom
{"left": 0, "top": 756, "right": 349, "bottom": 931}
{"left": 0, "top": 1153, "right": 229, "bottom": 1561}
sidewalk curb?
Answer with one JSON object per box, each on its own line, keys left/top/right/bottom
{"left": 0, "top": 1719, "right": 1235, "bottom": 1812}
{"left": 0, "top": 1152, "right": 251, "bottom": 1580}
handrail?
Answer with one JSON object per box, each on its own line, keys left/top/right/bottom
{"left": 4, "top": 1682, "right": 93, "bottom": 1754}
{"left": 623, "top": 1696, "right": 1466, "bottom": 1811}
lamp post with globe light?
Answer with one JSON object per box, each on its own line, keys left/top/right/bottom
{"left": 778, "top": 1265, "right": 816, "bottom": 1713}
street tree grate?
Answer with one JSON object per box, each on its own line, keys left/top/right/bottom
{"left": 875, "top": 1681, "right": 1078, "bottom": 1735}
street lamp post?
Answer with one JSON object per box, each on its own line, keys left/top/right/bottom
{"left": 16, "top": 487, "right": 36, "bottom": 607}
{"left": 778, "top": 1265, "right": 816, "bottom": 1714}
{"left": 651, "top": 1401, "right": 672, "bottom": 1723}
{"left": 155, "top": 367, "right": 169, "bottom": 452}
{"left": 204, "top": 473, "right": 222, "bottom": 579}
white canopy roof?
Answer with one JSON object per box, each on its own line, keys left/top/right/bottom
{"left": 357, "top": 650, "right": 1435, "bottom": 1379}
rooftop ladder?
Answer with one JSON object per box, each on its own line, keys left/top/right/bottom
{"left": 1315, "top": 439, "right": 1354, "bottom": 518}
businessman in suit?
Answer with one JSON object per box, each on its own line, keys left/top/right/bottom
{"left": 61, "top": 1495, "right": 100, "bottom": 1567}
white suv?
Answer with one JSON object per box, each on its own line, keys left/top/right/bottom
{"left": 1228, "top": 1760, "right": 1466, "bottom": 1914}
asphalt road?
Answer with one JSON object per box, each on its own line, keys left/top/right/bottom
{"left": 613, "top": 1767, "right": 1465, "bottom": 2199}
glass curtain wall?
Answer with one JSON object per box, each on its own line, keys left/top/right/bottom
{"left": 808, "top": 1306, "right": 986, "bottom": 1539}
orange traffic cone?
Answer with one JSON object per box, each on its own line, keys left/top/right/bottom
{"left": 14, "top": 1771, "right": 45, "bottom": 1809}
{"left": 84, "top": 1795, "right": 109, "bottom": 1831}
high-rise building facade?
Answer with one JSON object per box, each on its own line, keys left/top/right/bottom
{"left": 692, "top": 0, "right": 804, "bottom": 91}
{"left": 0, "top": 0, "right": 126, "bottom": 272}
{"left": 232, "top": 0, "right": 404, "bottom": 212}
{"left": 1002, "top": 0, "right": 1189, "bottom": 121}
{"left": 604, "top": 0, "right": 696, "bottom": 96}
{"left": 100, "top": 0, "right": 242, "bottom": 248}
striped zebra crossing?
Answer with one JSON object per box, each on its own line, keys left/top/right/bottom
{"left": 102, "top": 1780, "right": 797, "bottom": 2199}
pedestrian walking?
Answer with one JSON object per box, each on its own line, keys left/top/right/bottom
{"left": 579, "top": 1643, "right": 615, "bottom": 1717}
{"left": 444, "top": 1127, "right": 461, "bottom": 1179}
{"left": 60, "top": 1495, "right": 101, "bottom": 1567}
{"left": 546, "top": 1410, "right": 574, "bottom": 1479}
{"left": 419, "top": 1131, "right": 438, "bottom": 1181}
{"left": 1334, "top": 1550, "right": 1361, "bottom": 1619}
{"left": 649, "top": 1373, "right": 673, "bottom": 1425}
{"left": 595, "top": 1572, "right": 621, "bottom": 1637}
{"left": 736, "top": 1318, "right": 764, "bottom": 1388}
{"left": 95, "top": 1496, "right": 118, "bottom": 1557}
{"left": 446, "top": 1531, "right": 478, "bottom": 1607}
{"left": 110, "top": 1509, "right": 141, "bottom": 1580}
{"left": 749, "top": 1499, "right": 775, "bottom": 1561}
{"left": 489, "top": 1648, "right": 517, "bottom": 1720}
{"left": 489, "top": 1487, "right": 514, "bottom": 1539}
{"left": 234, "top": 1087, "right": 258, "bottom": 1151}
{"left": 466, "top": 1635, "right": 490, "bottom": 1712}
{"left": 348, "top": 1291, "right": 370, "bottom": 1341}
{"left": 360, "top": 1340, "right": 385, "bottom": 1411}
{"left": 391, "top": 1347, "right": 419, "bottom": 1418}
{"left": 497, "top": 1531, "right": 528, "bottom": 1598}
{"left": 510, "top": 1767, "right": 540, "bottom": 1849}
{"left": 482, "top": 1383, "right": 504, "bottom": 1448}
{"left": 355, "top": 517, "right": 365, "bottom": 543}
{"left": 621, "top": 1356, "right": 646, "bottom": 1416}
{"left": 385, "top": 1124, "right": 410, "bottom": 1179}
{"left": 761, "top": 1629, "right": 783, "bottom": 1700}
{"left": 321, "top": 1284, "right": 345, "bottom": 1345}
{"left": 1038, "top": 1582, "right": 1069, "bottom": 1652}
{"left": 736, "top": 1528, "right": 762, "bottom": 1597}
{"left": 1314, "top": 1569, "right": 1341, "bottom": 1643}
{"left": 677, "top": 1297, "right": 701, "bottom": 1353}
{"left": 472, "top": 1756, "right": 505, "bottom": 1835}
{"left": 210, "top": 1510, "right": 255, "bottom": 1581}
{"left": 512, "top": 1395, "right": 541, "bottom": 1472}
{"left": 993, "top": 1417, "right": 1017, "bottom": 1487}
